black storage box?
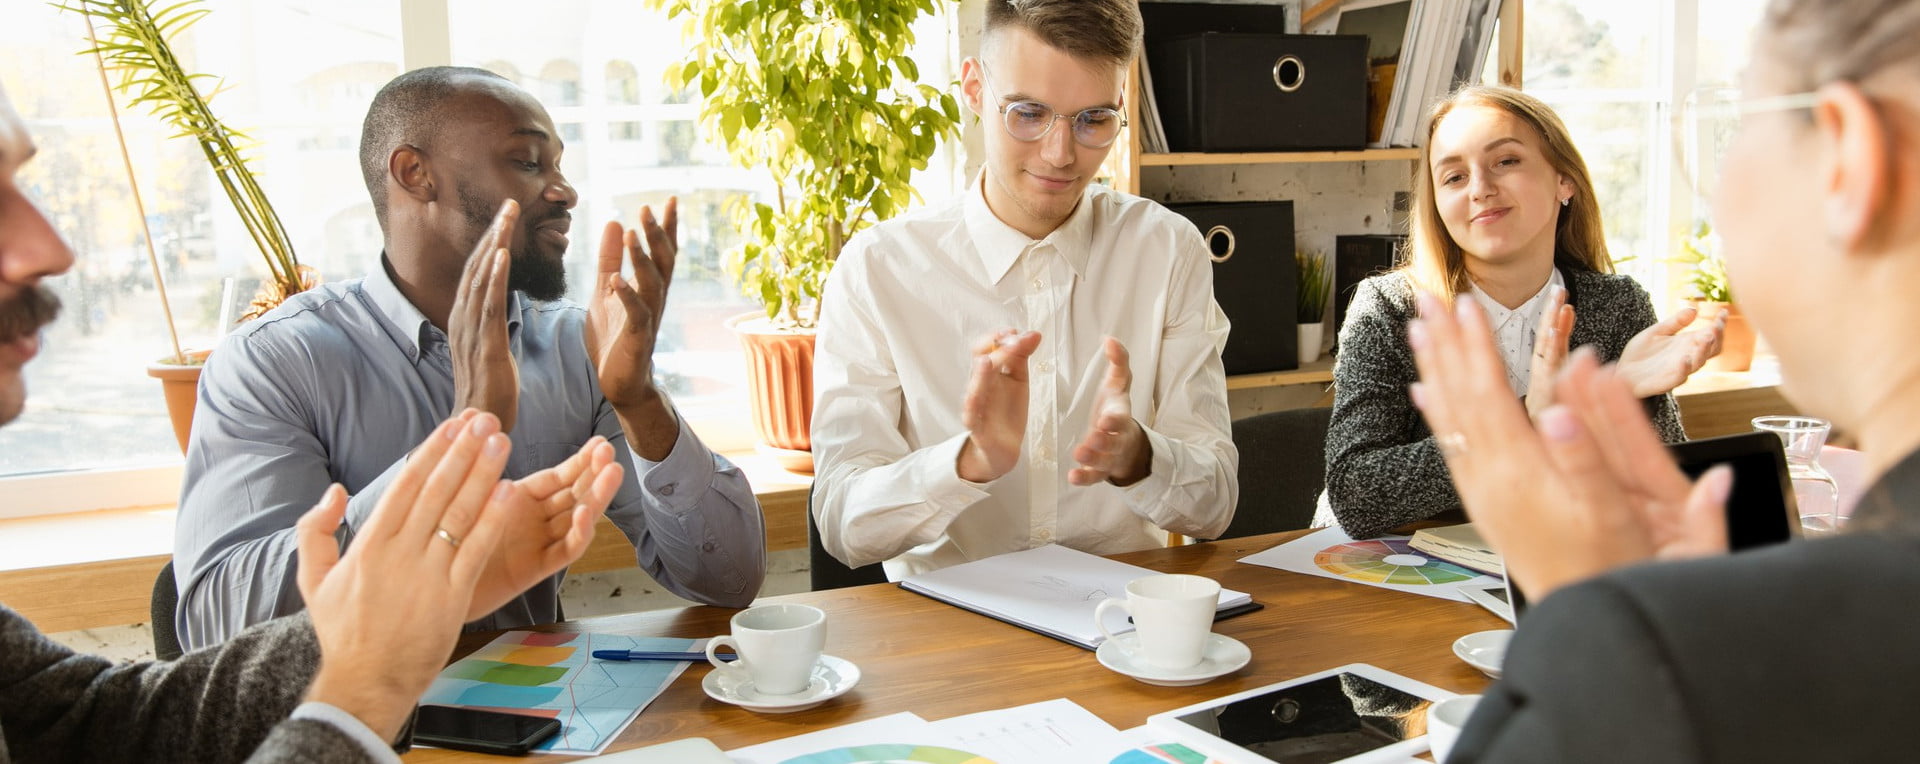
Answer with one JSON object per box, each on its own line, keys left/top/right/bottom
{"left": 1332, "top": 234, "right": 1406, "bottom": 355}
{"left": 1166, "top": 201, "right": 1299, "bottom": 374}
{"left": 1149, "top": 32, "right": 1370, "bottom": 153}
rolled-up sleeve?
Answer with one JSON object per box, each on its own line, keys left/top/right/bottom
{"left": 599, "top": 401, "right": 765, "bottom": 607}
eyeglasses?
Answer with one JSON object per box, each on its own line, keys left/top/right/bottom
{"left": 1678, "top": 87, "right": 1819, "bottom": 202}
{"left": 977, "top": 62, "right": 1128, "bottom": 149}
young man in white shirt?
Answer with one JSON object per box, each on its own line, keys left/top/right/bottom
{"left": 812, "top": 0, "right": 1238, "bottom": 578}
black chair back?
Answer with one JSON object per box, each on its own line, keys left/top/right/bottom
{"left": 151, "top": 560, "right": 184, "bottom": 661}
{"left": 1216, "top": 406, "right": 1333, "bottom": 540}
{"left": 807, "top": 487, "right": 889, "bottom": 590}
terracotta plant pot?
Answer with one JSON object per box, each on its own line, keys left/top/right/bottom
{"left": 1693, "top": 301, "right": 1754, "bottom": 372}
{"left": 726, "top": 313, "right": 817, "bottom": 474}
{"left": 146, "top": 348, "right": 211, "bottom": 454}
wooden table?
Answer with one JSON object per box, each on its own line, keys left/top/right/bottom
{"left": 407, "top": 530, "right": 1505, "bottom": 761}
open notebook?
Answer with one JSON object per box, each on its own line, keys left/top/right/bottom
{"left": 899, "top": 544, "right": 1257, "bottom": 650}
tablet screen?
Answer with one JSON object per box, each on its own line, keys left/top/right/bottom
{"left": 1167, "top": 671, "right": 1433, "bottom": 761}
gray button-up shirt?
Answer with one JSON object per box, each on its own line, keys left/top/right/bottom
{"left": 173, "top": 261, "right": 765, "bottom": 650}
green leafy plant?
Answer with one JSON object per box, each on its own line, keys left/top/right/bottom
{"left": 1676, "top": 220, "right": 1732, "bottom": 303}
{"left": 648, "top": 0, "right": 963, "bottom": 329}
{"left": 1296, "top": 249, "right": 1331, "bottom": 324}
{"left": 62, "top": 0, "right": 308, "bottom": 320}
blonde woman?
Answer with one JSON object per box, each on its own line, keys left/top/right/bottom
{"left": 1319, "top": 86, "right": 1723, "bottom": 538}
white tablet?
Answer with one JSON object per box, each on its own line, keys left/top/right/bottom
{"left": 1147, "top": 663, "right": 1456, "bottom": 764}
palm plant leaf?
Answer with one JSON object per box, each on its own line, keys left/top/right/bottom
{"left": 58, "top": 0, "right": 304, "bottom": 299}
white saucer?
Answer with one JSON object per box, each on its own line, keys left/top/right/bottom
{"left": 1096, "top": 633, "right": 1250, "bottom": 686}
{"left": 1453, "top": 629, "right": 1512, "bottom": 679}
{"left": 702, "top": 654, "right": 860, "bottom": 713}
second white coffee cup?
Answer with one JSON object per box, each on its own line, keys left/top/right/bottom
{"left": 1095, "top": 573, "right": 1220, "bottom": 670}
{"left": 706, "top": 603, "right": 826, "bottom": 696}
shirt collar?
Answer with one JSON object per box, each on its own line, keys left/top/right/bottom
{"left": 961, "top": 171, "right": 1096, "bottom": 285}
{"left": 362, "top": 254, "right": 525, "bottom": 362}
{"left": 1467, "top": 267, "right": 1563, "bottom": 327}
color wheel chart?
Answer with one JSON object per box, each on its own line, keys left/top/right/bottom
{"left": 419, "top": 631, "right": 694, "bottom": 755}
{"left": 1110, "top": 742, "right": 1222, "bottom": 764}
{"left": 777, "top": 744, "right": 994, "bottom": 764}
{"left": 1315, "top": 538, "right": 1477, "bottom": 585}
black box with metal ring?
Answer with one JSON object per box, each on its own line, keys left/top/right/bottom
{"left": 1149, "top": 32, "right": 1371, "bottom": 153}
{"left": 1165, "top": 200, "right": 1299, "bottom": 375}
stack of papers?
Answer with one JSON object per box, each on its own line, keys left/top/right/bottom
{"left": 899, "top": 544, "right": 1255, "bottom": 649}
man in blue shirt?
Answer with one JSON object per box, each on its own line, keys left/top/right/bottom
{"left": 174, "top": 66, "right": 766, "bottom": 649}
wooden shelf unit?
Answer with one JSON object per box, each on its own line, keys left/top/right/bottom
{"left": 1226, "top": 359, "right": 1334, "bottom": 390}
{"left": 1140, "top": 148, "right": 1421, "bottom": 167}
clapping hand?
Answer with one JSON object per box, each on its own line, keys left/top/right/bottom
{"left": 1408, "top": 294, "right": 1731, "bottom": 601}
{"left": 957, "top": 329, "right": 1042, "bottom": 483}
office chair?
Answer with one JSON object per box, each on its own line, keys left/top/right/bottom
{"left": 1213, "top": 406, "right": 1333, "bottom": 540}
{"left": 150, "top": 560, "right": 184, "bottom": 661}
{"left": 806, "top": 487, "right": 889, "bottom": 590}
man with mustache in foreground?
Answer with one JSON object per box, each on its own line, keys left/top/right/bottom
{"left": 174, "top": 66, "right": 765, "bottom": 650}
{"left": 0, "top": 80, "right": 624, "bottom": 762}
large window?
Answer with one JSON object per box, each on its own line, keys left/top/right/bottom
{"left": 1518, "top": 0, "right": 1764, "bottom": 307}
{"left": 3, "top": 0, "right": 965, "bottom": 512}
{"left": 0, "top": 1, "right": 401, "bottom": 483}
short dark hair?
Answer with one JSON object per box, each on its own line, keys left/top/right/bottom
{"left": 357, "top": 66, "right": 509, "bottom": 229}
{"left": 983, "top": 0, "right": 1142, "bottom": 66}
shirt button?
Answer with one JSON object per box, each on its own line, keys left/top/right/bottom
{"left": 660, "top": 484, "right": 676, "bottom": 496}
{"left": 702, "top": 542, "right": 716, "bottom": 552}
{"left": 1034, "top": 360, "right": 1052, "bottom": 374}
{"left": 1031, "top": 278, "right": 1045, "bottom": 291}
{"left": 1036, "top": 529, "right": 1054, "bottom": 543}
{"left": 1037, "top": 445, "right": 1053, "bottom": 462}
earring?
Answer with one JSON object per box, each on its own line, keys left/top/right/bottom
{"left": 1560, "top": 197, "right": 1571, "bottom": 207}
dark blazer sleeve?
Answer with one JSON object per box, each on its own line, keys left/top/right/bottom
{"left": 1323, "top": 275, "right": 1464, "bottom": 538}
{"left": 1452, "top": 532, "right": 1920, "bottom": 764}
{"left": 1446, "top": 579, "right": 1701, "bottom": 763}
{"left": 0, "top": 606, "right": 379, "bottom": 764}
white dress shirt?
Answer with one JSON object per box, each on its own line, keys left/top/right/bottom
{"left": 812, "top": 175, "right": 1238, "bottom": 578}
{"left": 1467, "top": 267, "right": 1564, "bottom": 397}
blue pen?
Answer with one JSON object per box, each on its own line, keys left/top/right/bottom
{"left": 591, "top": 649, "right": 736, "bottom": 662}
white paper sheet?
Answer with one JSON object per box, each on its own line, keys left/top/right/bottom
{"left": 1238, "top": 526, "right": 1499, "bottom": 602}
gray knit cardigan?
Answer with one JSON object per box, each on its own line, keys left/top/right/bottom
{"left": 1316, "top": 269, "right": 1687, "bottom": 539}
{"left": 0, "top": 606, "right": 380, "bottom": 763}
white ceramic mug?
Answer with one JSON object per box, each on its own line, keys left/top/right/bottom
{"left": 1094, "top": 573, "right": 1220, "bottom": 670}
{"left": 1427, "top": 694, "right": 1482, "bottom": 763}
{"left": 706, "top": 603, "right": 826, "bottom": 695}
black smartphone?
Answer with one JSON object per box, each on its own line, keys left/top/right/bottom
{"left": 412, "top": 704, "right": 562, "bottom": 756}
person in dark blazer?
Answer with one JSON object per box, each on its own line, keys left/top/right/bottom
{"left": 1321, "top": 86, "right": 1724, "bottom": 539}
{"left": 0, "top": 84, "right": 623, "bottom": 763}
{"left": 1405, "top": 1, "right": 1920, "bottom": 760}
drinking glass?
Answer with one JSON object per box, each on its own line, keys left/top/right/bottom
{"left": 1752, "top": 416, "right": 1842, "bottom": 535}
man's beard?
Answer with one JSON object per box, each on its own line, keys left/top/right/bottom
{"left": 0, "top": 285, "right": 60, "bottom": 344}
{"left": 458, "top": 185, "right": 568, "bottom": 301}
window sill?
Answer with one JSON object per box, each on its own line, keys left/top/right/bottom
{"left": 0, "top": 449, "right": 813, "bottom": 633}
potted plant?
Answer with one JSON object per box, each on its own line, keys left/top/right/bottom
{"left": 65, "top": 0, "right": 313, "bottom": 452}
{"left": 650, "top": 0, "right": 962, "bottom": 472}
{"left": 1295, "top": 249, "right": 1331, "bottom": 365}
{"left": 1677, "top": 221, "right": 1754, "bottom": 371}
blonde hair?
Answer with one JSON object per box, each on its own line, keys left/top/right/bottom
{"left": 1405, "top": 85, "right": 1612, "bottom": 299}
{"left": 1763, "top": 0, "right": 1920, "bottom": 90}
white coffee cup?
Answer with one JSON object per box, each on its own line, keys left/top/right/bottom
{"left": 1094, "top": 573, "right": 1220, "bottom": 670}
{"left": 1427, "top": 693, "right": 1481, "bottom": 763}
{"left": 705, "top": 603, "right": 826, "bottom": 696}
